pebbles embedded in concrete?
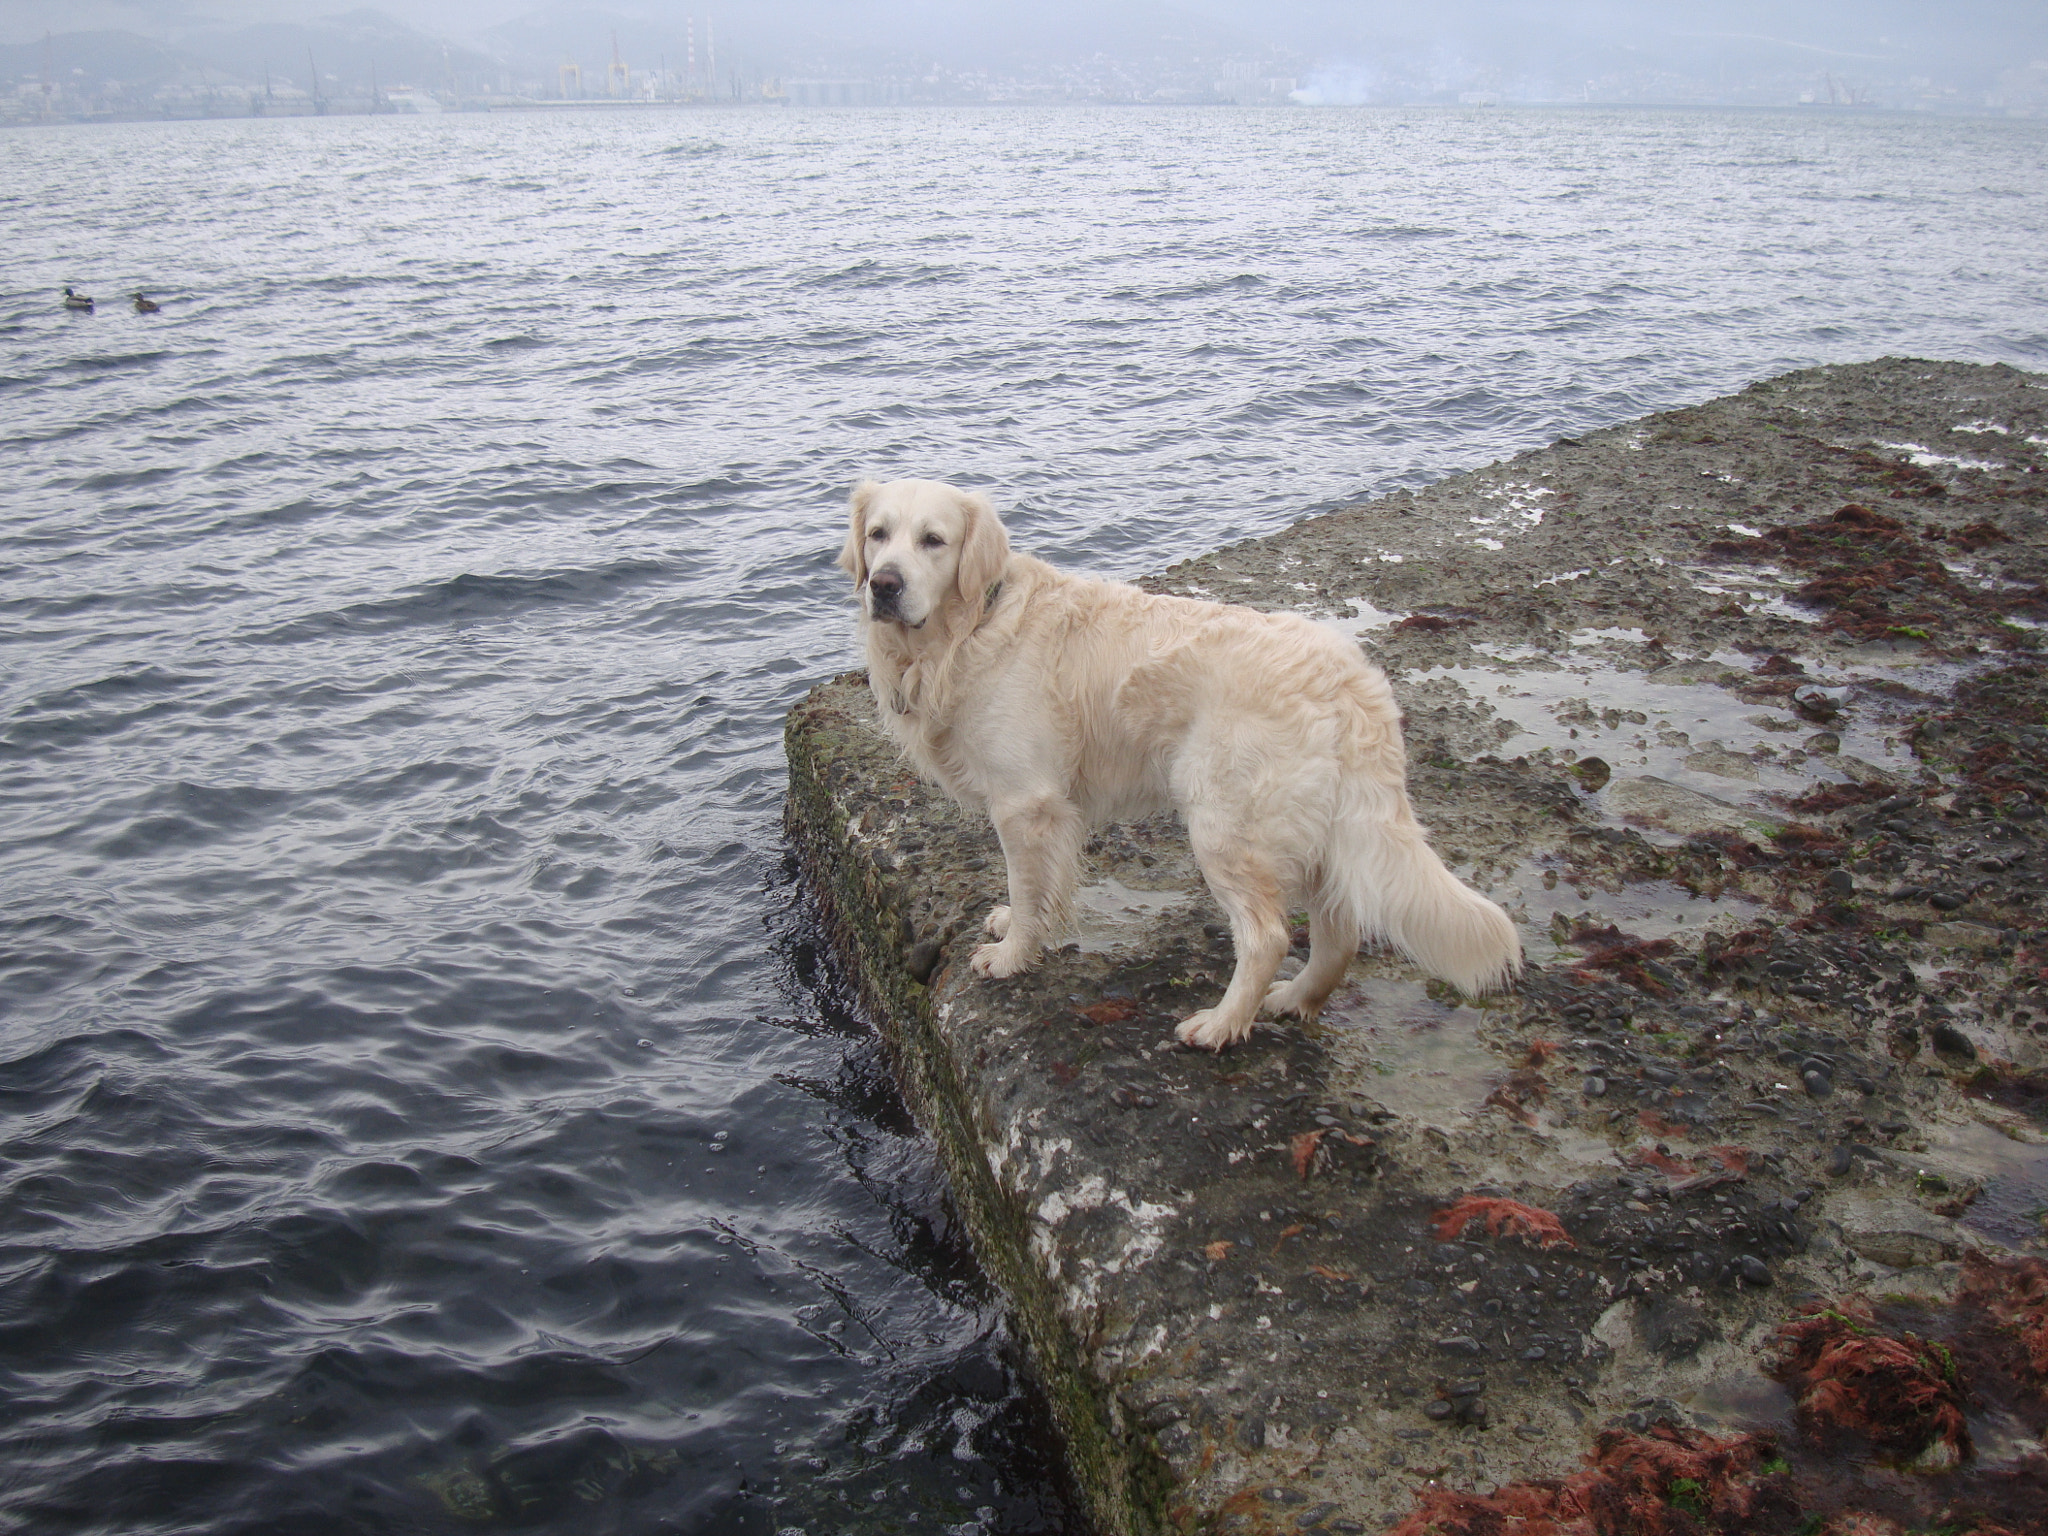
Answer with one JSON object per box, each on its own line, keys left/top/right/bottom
{"left": 1568, "top": 756, "right": 1612, "bottom": 791}
{"left": 1930, "top": 1022, "right": 1978, "bottom": 1059}
{"left": 906, "top": 938, "right": 944, "bottom": 982}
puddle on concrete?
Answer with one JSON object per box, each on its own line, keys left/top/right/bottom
{"left": 1418, "top": 655, "right": 1909, "bottom": 808}
{"left": 1322, "top": 979, "right": 1510, "bottom": 1127}
{"left": 1461, "top": 480, "right": 1553, "bottom": 548}
{"left": 1410, "top": 640, "right": 1987, "bottom": 836}
{"left": 1682, "top": 560, "right": 1821, "bottom": 625}
{"left": 1483, "top": 870, "right": 1760, "bottom": 964}
{"left": 1680, "top": 1368, "right": 1796, "bottom": 1433}
{"left": 1969, "top": 1406, "right": 2045, "bottom": 1470}
{"left": 1825, "top": 1188, "right": 1967, "bottom": 1271}
{"left": 1073, "top": 877, "right": 1194, "bottom": 954}
{"left": 1519, "top": 1114, "right": 1626, "bottom": 1176}
{"left": 1319, "top": 977, "right": 1623, "bottom": 1187}
{"left": 1906, "top": 1118, "right": 2048, "bottom": 1254}
{"left": 1879, "top": 441, "right": 2005, "bottom": 472}
{"left": 1327, "top": 594, "right": 1408, "bottom": 633}
{"left": 1569, "top": 625, "right": 1653, "bottom": 646}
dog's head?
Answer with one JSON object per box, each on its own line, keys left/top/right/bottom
{"left": 840, "top": 478, "right": 1009, "bottom": 632}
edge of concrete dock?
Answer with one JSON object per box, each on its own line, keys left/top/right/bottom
{"left": 786, "top": 359, "right": 2048, "bottom": 1535}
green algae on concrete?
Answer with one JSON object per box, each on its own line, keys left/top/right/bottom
{"left": 784, "top": 359, "right": 2048, "bottom": 1535}
{"left": 784, "top": 678, "right": 1176, "bottom": 1536}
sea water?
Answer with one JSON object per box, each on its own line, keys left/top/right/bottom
{"left": 3, "top": 104, "right": 2044, "bottom": 1534}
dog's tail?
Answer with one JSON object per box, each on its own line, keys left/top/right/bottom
{"left": 1322, "top": 781, "right": 1522, "bottom": 997}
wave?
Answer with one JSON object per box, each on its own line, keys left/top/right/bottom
{"left": 88, "top": 780, "right": 302, "bottom": 860}
{"left": 796, "top": 259, "right": 962, "bottom": 290}
{"left": 246, "top": 558, "right": 676, "bottom": 644}
{"left": 73, "top": 464, "right": 185, "bottom": 493}
{"left": 62, "top": 349, "right": 170, "bottom": 374}
{"left": 22, "top": 664, "right": 206, "bottom": 708}
{"left": 1150, "top": 272, "right": 1268, "bottom": 301}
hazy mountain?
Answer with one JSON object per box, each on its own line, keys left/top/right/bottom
{"left": 0, "top": 6, "right": 498, "bottom": 95}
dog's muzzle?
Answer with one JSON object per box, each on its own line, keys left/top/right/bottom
{"left": 867, "top": 568, "right": 906, "bottom": 622}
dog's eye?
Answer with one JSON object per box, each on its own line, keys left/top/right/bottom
{"left": 868, "top": 526, "right": 886, "bottom": 540}
{"left": 919, "top": 533, "right": 946, "bottom": 550}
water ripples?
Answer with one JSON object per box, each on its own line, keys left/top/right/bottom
{"left": 1, "top": 103, "right": 2044, "bottom": 1534}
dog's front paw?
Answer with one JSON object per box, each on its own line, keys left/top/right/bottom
{"left": 1260, "top": 979, "right": 1322, "bottom": 1023}
{"left": 970, "top": 938, "right": 1030, "bottom": 979}
{"left": 1175, "top": 1007, "right": 1252, "bottom": 1052}
{"left": 982, "top": 904, "right": 1012, "bottom": 941}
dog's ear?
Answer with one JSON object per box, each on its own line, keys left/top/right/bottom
{"left": 954, "top": 490, "right": 1009, "bottom": 611}
{"left": 840, "top": 479, "right": 882, "bottom": 585}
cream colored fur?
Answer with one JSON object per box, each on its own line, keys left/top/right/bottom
{"left": 839, "top": 477, "right": 1522, "bottom": 1051}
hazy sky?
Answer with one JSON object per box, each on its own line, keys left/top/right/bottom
{"left": 7, "top": 0, "right": 2046, "bottom": 51}
{"left": 4, "top": 0, "right": 2044, "bottom": 86}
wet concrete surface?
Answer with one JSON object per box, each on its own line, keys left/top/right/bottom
{"left": 784, "top": 359, "right": 2048, "bottom": 1535}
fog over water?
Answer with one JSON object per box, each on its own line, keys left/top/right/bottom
{"left": 3, "top": 100, "right": 2045, "bottom": 1534}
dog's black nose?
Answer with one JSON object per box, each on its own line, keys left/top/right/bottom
{"left": 869, "top": 569, "right": 903, "bottom": 611}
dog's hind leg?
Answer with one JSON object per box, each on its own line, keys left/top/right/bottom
{"left": 1261, "top": 898, "right": 1359, "bottom": 1022}
{"left": 972, "top": 793, "right": 1083, "bottom": 980}
{"left": 1176, "top": 818, "right": 1290, "bottom": 1052}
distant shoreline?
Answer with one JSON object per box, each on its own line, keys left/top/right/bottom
{"left": 7, "top": 97, "right": 2045, "bottom": 130}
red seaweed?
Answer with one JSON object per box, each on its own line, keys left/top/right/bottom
{"left": 1430, "top": 1195, "right": 1573, "bottom": 1249}
{"left": 1768, "top": 1297, "right": 1971, "bottom": 1471}
{"left": 1384, "top": 1422, "right": 1793, "bottom": 1536}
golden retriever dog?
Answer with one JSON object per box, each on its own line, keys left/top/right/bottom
{"left": 840, "top": 477, "right": 1521, "bottom": 1051}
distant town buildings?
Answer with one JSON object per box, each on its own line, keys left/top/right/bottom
{"left": 2, "top": 14, "right": 2042, "bottom": 125}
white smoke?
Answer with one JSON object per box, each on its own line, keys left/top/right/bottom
{"left": 1289, "top": 60, "right": 1383, "bottom": 104}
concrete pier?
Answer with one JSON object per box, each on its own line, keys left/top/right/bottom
{"left": 784, "top": 359, "right": 2048, "bottom": 1535}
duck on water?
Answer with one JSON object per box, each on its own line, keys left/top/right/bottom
{"left": 62, "top": 286, "right": 93, "bottom": 312}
